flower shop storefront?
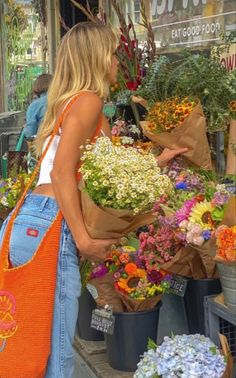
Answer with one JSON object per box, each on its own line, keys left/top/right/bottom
{"left": 0, "top": 1, "right": 235, "bottom": 377}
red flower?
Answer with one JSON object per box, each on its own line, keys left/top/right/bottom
{"left": 126, "top": 81, "right": 139, "bottom": 91}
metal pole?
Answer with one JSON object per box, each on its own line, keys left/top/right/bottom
{"left": 0, "top": 0, "right": 7, "bottom": 112}
{"left": 46, "top": 0, "right": 60, "bottom": 74}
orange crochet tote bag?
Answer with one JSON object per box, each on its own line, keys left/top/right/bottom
{"left": 0, "top": 93, "right": 102, "bottom": 378}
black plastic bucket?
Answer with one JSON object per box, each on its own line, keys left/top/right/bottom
{"left": 184, "top": 278, "right": 221, "bottom": 334}
{"left": 105, "top": 302, "right": 162, "bottom": 372}
{"left": 77, "top": 288, "right": 104, "bottom": 341}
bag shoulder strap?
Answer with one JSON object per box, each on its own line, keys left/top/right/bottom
{"left": 0, "top": 92, "right": 102, "bottom": 267}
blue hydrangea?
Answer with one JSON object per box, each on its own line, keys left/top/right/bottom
{"left": 134, "top": 334, "right": 226, "bottom": 378}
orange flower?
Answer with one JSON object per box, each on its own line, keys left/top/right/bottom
{"left": 146, "top": 97, "right": 196, "bottom": 134}
{"left": 125, "top": 262, "right": 138, "bottom": 275}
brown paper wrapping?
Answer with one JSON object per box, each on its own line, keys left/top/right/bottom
{"left": 220, "top": 334, "right": 233, "bottom": 378}
{"left": 226, "top": 119, "right": 236, "bottom": 175}
{"left": 79, "top": 185, "right": 156, "bottom": 239}
{"left": 160, "top": 246, "right": 207, "bottom": 279}
{"left": 140, "top": 103, "right": 212, "bottom": 170}
{"left": 88, "top": 273, "right": 125, "bottom": 312}
{"left": 220, "top": 196, "right": 236, "bottom": 227}
{"left": 117, "top": 292, "right": 162, "bottom": 312}
{"left": 88, "top": 273, "right": 162, "bottom": 313}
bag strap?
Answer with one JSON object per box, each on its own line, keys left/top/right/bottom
{"left": 0, "top": 92, "right": 103, "bottom": 267}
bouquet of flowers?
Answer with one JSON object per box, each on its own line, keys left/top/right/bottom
{"left": 79, "top": 137, "right": 172, "bottom": 238}
{"left": 134, "top": 334, "right": 228, "bottom": 378}
{"left": 139, "top": 158, "right": 231, "bottom": 278}
{"left": 0, "top": 173, "right": 36, "bottom": 219}
{"left": 146, "top": 97, "right": 196, "bottom": 133}
{"left": 215, "top": 225, "right": 236, "bottom": 262}
{"left": 86, "top": 242, "right": 171, "bottom": 312}
{"left": 140, "top": 97, "right": 212, "bottom": 169}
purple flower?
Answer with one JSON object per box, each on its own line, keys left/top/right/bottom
{"left": 90, "top": 264, "right": 108, "bottom": 279}
{"left": 202, "top": 230, "right": 212, "bottom": 241}
{"left": 147, "top": 270, "right": 163, "bottom": 284}
{"left": 163, "top": 274, "right": 172, "bottom": 282}
{"left": 212, "top": 192, "right": 229, "bottom": 206}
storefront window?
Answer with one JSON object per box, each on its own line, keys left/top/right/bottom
{"left": 2, "top": 0, "right": 48, "bottom": 111}
{"left": 108, "top": 0, "right": 236, "bottom": 52}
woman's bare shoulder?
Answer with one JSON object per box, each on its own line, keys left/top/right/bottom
{"left": 70, "top": 92, "right": 103, "bottom": 116}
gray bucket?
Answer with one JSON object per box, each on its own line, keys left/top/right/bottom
{"left": 217, "top": 262, "right": 236, "bottom": 313}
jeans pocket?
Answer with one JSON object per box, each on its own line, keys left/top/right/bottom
{"left": 10, "top": 215, "right": 51, "bottom": 267}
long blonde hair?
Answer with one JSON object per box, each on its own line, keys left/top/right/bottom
{"left": 35, "top": 22, "right": 117, "bottom": 156}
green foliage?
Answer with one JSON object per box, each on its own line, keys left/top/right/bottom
{"left": 148, "top": 338, "right": 157, "bottom": 351}
{"left": 80, "top": 260, "right": 93, "bottom": 291}
{"left": 164, "top": 53, "right": 235, "bottom": 132}
{"left": 135, "top": 56, "right": 171, "bottom": 105}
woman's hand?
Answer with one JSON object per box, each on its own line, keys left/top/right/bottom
{"left": 157, "top": 147, "right": 188, "bottom": 168}
{"left": 76, "top": 236, "right": 119, "bottom": 261}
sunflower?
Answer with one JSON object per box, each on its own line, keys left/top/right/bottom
{"left": 189, "top": 201, "right": 215, "bottom": 230}
{"left": 117, "top": 269, "right": 146, "bottom": 294}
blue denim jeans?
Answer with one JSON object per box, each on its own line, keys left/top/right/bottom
{"left": 0, "top": 194, "right": 81, "bottom": 378}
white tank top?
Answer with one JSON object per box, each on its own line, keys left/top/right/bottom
{"left": 37, "top": 128, "right": 106, "bottom": 186}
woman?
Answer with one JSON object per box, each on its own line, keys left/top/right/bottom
{"left": 0, "top": 23, "right": 186, "bottom": 377}
{"left": 24, "top": 73, "right": 53, "bottom": 139}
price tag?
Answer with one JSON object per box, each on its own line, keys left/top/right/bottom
{"left": 90, "top": 306, "right": 115, "bottom": 335}
{"left": 169, "top": 275, "right": 188, "bottom": 297}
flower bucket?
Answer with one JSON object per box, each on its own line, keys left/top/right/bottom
{"left": 157, "top": 293, "right": 188, "bottom": 343}
{"left": 77, "top": 288, "right": 104, "bottom": 341}
{"left": 105, "top": 302, "right": 162, "bottom": 372}
{"left": 216, "top": 262, "right": 236, "bottom": 313}
{"left": 184, "top": 278, "right": 221, "bottom": 334}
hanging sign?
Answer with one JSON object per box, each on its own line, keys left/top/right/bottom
{"left": 90, "top": 306, "right": 115, "bottom": 335}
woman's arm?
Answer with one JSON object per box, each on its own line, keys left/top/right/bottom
{"left": 51, "top": 93, "right": 118, "bottom": 261}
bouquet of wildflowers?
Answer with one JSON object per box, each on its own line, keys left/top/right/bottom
{"left": 134, "top": 334, "right": 227, "bottom": 378}
{"left": 111, "top": 118, "right": 153, "bottom": 152}
{"left": 140, "top": 97, "right": 212, "bottom": 169}
{"left": 0, "top": 173, "right": 36, "bottom": 219}
{"left": 87, "top": 242, "right": 171, "bottom": 312}
{"left": 139, "top": 158, "right": 231, "bottom": 278}
{"left": 79, "top": 137, "right": 172, "bottom": 239}
{"left": 146, "top": 97, "right": 196, "bottom": 133}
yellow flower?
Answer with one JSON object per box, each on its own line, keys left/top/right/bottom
{"left": 189, "top": 201, "right": 214, "bottom": 229}
{"left": 117, "top": 269, "right": 146, "bottom": 294}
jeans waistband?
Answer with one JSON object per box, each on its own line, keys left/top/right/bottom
{"left": 23, "top": 193, "right": 59, "bottom": 212}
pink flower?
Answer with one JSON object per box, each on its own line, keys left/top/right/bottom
{"left": 192, "top": 236, "right": 205, "bottom": 246}
{"left": 176, "top": 198, "right": 198, "bottom": 224}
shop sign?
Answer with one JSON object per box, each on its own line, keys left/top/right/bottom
{"left": 151, "top": 0, "right": 236, "bottom": 48}
{"left": 220, "top": 44, "right": 236, "bottom": 71}
{"left": 169, "top": 275, "right": 188, "bottom": 297}
{"left": 90, "top": 307, "right": 115, "bottom": 335}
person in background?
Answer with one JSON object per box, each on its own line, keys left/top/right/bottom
{"left": 23, "top": 73, "right": 53, "bottom": 139}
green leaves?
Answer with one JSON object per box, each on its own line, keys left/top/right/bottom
{"left": 148, "top": 338, "right": 157, "bottom": 351}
